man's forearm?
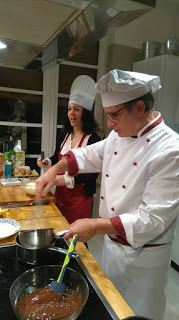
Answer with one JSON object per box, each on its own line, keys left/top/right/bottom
{"left": 93, "top": 218, "right": 118, "bottom": 236}
{"left": 55, "top": 156, "right": 68, "bottom": 173}
{"left": 64, "top": 218, "right": 118, "bottom": 243}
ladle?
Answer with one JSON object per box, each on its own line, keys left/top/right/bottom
{"left": 50, "top": 234, "right": 79, "bottom": 293}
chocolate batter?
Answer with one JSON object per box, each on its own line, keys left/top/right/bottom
{"left": 18, "top": 285, "right": 82, "bottom": 319}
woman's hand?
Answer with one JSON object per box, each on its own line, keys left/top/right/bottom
{"left": 55, "top": 175, "right": 65, "bottom": 187}
{"left": 37, "top": 157, "right": 48, "bottom": 168}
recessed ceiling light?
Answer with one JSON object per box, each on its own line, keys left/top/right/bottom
{"left": 0, "top": 41, "right": 7, "bottom": 49}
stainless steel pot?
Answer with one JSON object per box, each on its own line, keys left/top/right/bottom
{"left": 15, "top": 231, "right": 78, "bottom": 266}
{"left": 18, "top": 228, "right": 68, "bottom": 249}
{"left": 162, "top": 35, "right": 179, "bottom": 55}
{"left": 18, "top": 228, "right": 54, "bottom": 249}
{"left": 142, "top": 41, "right": 162, "bottom": 60}
{"left": 15, "top": 234, "right": 54, "bottom": 266}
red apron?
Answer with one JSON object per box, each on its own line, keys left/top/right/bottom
{"left": 55, "top": 133, "right": 93, "bottom": 224}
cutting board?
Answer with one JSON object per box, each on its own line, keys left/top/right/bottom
{"left": 0, "top": 183, "right": 55, "bottom": 205}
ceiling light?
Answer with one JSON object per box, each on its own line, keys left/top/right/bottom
{"left": 0, "top": 41, "right": 7, "bottom": 49}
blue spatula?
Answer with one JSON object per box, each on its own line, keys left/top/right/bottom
{"left": 50, "top": 234, "right": 79, "bottom": 293}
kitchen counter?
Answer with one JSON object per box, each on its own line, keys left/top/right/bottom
{"left": 0, "top": 201, "right": 135, "bottom": 319}
{"left": 0, "top": 179, "right": 55, "bottom": 205}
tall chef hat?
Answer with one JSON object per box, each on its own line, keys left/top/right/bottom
{"left": 96, "top": 69, "right": 161, "bottom": 107}
{"left": 69, "top": 75, "right": 96, "bottom": 111}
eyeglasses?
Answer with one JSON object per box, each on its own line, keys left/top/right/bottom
{"left": 104, "top": 105, "right": 127, "bottom": 122}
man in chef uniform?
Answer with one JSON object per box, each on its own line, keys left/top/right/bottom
{"left": 36, "top": 70, "right": 179, "bottom": 320}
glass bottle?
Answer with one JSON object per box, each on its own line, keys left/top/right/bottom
{"left": 9, "top": 136, "right": 14, "bottom": 152}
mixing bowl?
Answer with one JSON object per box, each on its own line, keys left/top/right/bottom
{"left": 21, "top": 180, "right": 36, "bottom": 196}
{"left": 9, "top": 265, "right": 89, "bottom": 320}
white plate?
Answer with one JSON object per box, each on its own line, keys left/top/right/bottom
{"left": 1, "top": 181, "right": 21, "bottom": 187}
{"left": 0, "top": 218, "right": 21, "bottom": 240}
{"left": 0, "top": 178, "right": 19, "bottom": 182}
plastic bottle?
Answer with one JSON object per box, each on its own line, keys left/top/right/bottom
{"left": 14, "top": 140, "right": 21, "bottom": 152}
{"left": 5, "top": 152, "right": 12, "bottom": 180}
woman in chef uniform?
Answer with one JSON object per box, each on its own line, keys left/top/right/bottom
{"left": 36, "top": 70, "right": 179, "bottom": 320}
{"left": 37, "top": 75, "right": 100, "bottom": 223}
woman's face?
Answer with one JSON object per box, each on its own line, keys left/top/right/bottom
{"left": 68, "top": 103, "right": 83, "bottom": 129}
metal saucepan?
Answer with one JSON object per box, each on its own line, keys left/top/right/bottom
{"left": 15, "top": 229, "right": 78, "bottom": 266}
{"left": 18, "top": 228, "right": 55, "bottom": 249}
{"left": 18, "top": 228, "right": 68, "bottom": 248}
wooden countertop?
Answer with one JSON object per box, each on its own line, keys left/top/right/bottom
{"left": 0, "top": 201, "right": 135, "bottom": 319}
{"left": 0, "top": 180, "right": 54, "bottom": 205}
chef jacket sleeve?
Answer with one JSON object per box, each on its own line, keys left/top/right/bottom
{"left": 111, "top": 150, "right": 179, "bottom": 249}
{"left": 69, "top": 138, "right": 106, "bottom": 174}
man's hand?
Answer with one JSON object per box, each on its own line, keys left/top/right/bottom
{"left": 35, "top": 157, "right": 68, "bottom": 200}
{"left": 64, "top": 219, "right": 97, "bottom": 243}
{"left": 35, "top": 165, "right": 58, "bottom": 200}
{"left": 63, "top": 218, "right": 118, "bottom": 243}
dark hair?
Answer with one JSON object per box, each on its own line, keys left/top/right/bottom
{"left": 124, "top": 92, "right": 154, "bottom": 113}
{"left": 63, "top": 107, "right": 99, "bottom": 135}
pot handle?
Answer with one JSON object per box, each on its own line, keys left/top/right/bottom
{"left": 48, "top": 246, "right": 79, "bottom": 258}
{"left": 55, "top": 230, "right": 68, "bottom": 238}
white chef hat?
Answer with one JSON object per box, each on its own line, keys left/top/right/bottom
{"left": 96, "top": 69, "right": 161, "bottom": 107}
{"left": 69, "top": 75, "right": 96, "bottom": 111}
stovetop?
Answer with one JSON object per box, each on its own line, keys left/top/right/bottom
{"left": 0, "top": 238, "right": 118, "bottom": 320}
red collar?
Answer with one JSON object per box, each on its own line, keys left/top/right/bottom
{"left": 141, "top": 115, "right": 162, "bottom": 137}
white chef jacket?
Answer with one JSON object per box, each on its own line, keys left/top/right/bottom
{"left": 65, "top": 112, "right": 179, "bottom": 319}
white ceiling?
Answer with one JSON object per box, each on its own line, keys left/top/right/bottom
{"left": 0, "top": 0, "right": 80, "bottom": 45}
{"left": 0, "top": 0, "right": 83, "bottom": 68}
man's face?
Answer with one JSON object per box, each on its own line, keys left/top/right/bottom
{"left": 104, "top": 103, "right": 138, "bottom": 137}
